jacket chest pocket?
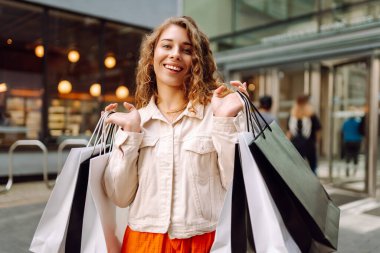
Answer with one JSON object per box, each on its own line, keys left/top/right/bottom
{"left": 183, "top": 137, "right": 220, "bottom": 220}
{"left": 183, "top": 137, "right": 217, "bottom": 181}
{"left": 137, "top": 136, "right": 159, "bottom": 191}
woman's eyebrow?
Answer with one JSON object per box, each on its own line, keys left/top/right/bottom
{"left": 160, "top": 38, "right": 192, "bottom": 46}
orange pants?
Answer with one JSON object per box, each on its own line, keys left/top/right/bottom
{"left": 121, "top": 227, "right": 216, "bottom": 253}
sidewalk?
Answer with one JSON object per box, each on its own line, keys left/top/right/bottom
{"left": 0, "top": 149, "right": 380, "bottom": 252}
{"left": 325, "top": 186, "right": 380, "bottom": 253}
{"left": 0, "top": 182, "right": 48, "bottom": 253}
{"left": 0, "top": 181, "right": 379, "bottom": 252}
{"left": 337, "top": 197, "right": 380, "bottom": 252}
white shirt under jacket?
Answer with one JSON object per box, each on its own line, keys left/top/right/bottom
{"left": 103, "top": 96, "right": 244, "bottom": 239}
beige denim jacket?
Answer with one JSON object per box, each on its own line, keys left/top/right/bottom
{"left": 104, "top": 97, "right": 243, "bottom": 239}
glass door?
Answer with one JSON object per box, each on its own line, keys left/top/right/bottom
{"left": 375, "top": 57, "right": 380, "bottom": 197}
{"left": 330, "top": 60, "right": 369, "bottom": 192}
{"left": 377, "top": 94, "right": 380, "bottom": 197}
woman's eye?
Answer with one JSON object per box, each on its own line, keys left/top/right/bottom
{"left": 183, "top": 48, "right": 192, "bottom": 55}
{"left": 162, "top": 44, "right": 171, "bottom": 49}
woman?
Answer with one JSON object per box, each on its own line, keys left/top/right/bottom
{"left": 103, "top": 16, "right": 247, "bottom": 252}
{"left": 287, "top": 95, "right": 321, "bottom": 174}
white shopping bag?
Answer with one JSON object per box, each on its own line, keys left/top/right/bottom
{"left": 209, "top": 182, "right": 233, "bottom": 253}
{"left": 82, "top": 153, "right": 128, "bottom": 253}
{"left": 30, "top": 145, "right": 102, "bottom": 253}
{"left": 30, "top": 112, "right": 120, "bottom": 253}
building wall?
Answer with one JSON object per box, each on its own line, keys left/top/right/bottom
{"left": 183, "top": 0, "right": 232, "bottom": 37}
{"left": 23, "top": 0, "right": 178, "bottom": 28}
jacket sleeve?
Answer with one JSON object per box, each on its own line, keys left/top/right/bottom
{"left": 211, "top": 114, "right": 243, "bottom": 190}
{"left": 103, "top": 129, "right": 143, "bottom": 207}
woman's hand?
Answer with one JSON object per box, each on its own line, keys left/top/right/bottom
{"left": 211, "top": 81, "right": 248, "bottom": 117}
{"left": 104, "top": 102, "right": 141, "bottom": 132}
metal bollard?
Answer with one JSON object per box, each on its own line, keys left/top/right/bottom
{"left": 56, "top": 139, "right": 88, "bottom": 175}
{"left": 0, "top": 140, "right": 50, "bottom": 193}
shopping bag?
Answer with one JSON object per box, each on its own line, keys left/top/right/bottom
{"left": 64, "top": 125, "right": 126, "bottom": 253}
{"left": 65, "top": 152, "right": 102, "bottom": 252}
{"left": 238, "top": 92, "right": 340, "bottom": 252}
{"left": 239, "top": 133, "right": 301, "bottom": 252}
{"left": 211, "top": 141, "right": 300, "bottom": 253}
{"left": 209, "top": 168, "right": 233, "bottom": 253}
{"left": 29, "top": 145, "right": 102, "bottom": 253}
{"left": 30, "top": 112, "right": 121, "bottom": 253}
{"left": 83, "top": 152, "right": 129, "bottom": 253}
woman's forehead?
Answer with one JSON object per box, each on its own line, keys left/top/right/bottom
{"left": 158, "top": 24, "right": 192, "bottom": 44}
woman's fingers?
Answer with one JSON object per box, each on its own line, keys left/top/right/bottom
{"left": 230, "top": 80, "right": 243, "bottom": 87}
{"left": 230, "top": 81, "right": 249, "bottom": 96}
{"left": 105, "top": 103, "right": 118, "bottom": 112}
{"left": 214, "top": 85, "right": 226, "bottom": 98}
{"left": 104, "top": 102, "right": 136, "bottom": 118}
{"left": 230, "top": 81, "right": 246, "bottom": 90}
{"left": 123, "top": 102, "right": 136, "bottom": 112}
{"left": 240, "top": 82, "right": 249, "bottom": 96}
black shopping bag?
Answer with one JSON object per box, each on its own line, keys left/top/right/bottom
{"left": 238, "top": 92, "right": 340, "bottom": 252}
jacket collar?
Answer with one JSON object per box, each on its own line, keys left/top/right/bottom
{"left": 140, "top": 96, "right": 205, "bottom": 125}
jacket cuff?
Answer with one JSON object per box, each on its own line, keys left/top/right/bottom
{"left": 114, "top": 128, "right": 144, "bottom": 148}
{"left": 213, "top": 116, "right": 238, "bottom": 133}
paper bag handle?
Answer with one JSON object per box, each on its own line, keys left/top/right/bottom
{"left": 237, "top": 91, "right": 272, "bottom": 139}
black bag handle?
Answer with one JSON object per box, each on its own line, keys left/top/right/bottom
{"left": 237, "top": 91, "right": 262, "bottom": 134}
{"left": 240, "top": 91, "right": 256, "bottom": 136}
{"left": 237, "top": 91, "right": 272, "bottom": 139}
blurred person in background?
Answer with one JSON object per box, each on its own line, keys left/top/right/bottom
{"left": 258, "top": 95, "right": 276, "bottom": 127}
{"left": 287, "top": 95, "right": 321, "bottom": 174}
{"left": 341, "top": 113, "right": 363, "bottom": 177}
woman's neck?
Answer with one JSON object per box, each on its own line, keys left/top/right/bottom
{"left": 156, "top": 85, "right": 188, "bottom": 112}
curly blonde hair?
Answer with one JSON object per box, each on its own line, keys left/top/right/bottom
{"left": 135, "top": 16, "right": 220, "bottom": 109}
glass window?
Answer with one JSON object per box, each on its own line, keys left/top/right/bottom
{"left": 320, "top": 1, "right": 380, "bottom": 31}
{"left": 47, "top": 11, "right": 103, "bottom": 139}
{"left": 46, "top": 12, "right": 147, "bottom": 141}
{"left": 0, "top": 0, "right": 43, "bottom": 145}
{"left": 278, "top": 63, "right": 306, "bottom": 129}
{"left": 330, "top": 61, "right": 368, "bottom": 192}
{"left": 212, "top": 15, "right": 318, "bottom": 52}
{"left": 0, "top": 1, "right": 148, "bottom": 146}
{"left": 103, "top": 22, "right": 146, "bottom": 104}
{"left": 321, "top": 0, "right": 371, "bottom": 10}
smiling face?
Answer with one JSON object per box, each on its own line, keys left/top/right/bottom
{"left": 153, "top": 24, "right": 193, "bottom": 90}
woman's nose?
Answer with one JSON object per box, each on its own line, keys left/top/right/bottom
{"left": 169, "top": 47, "right": 181, "bottom": 60}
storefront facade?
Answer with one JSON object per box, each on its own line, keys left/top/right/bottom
{"left": 0, "top": 0, "right": 176, "bottom": 147}
{"left": 184, "top": 0, "right": 380, "bottom": 196}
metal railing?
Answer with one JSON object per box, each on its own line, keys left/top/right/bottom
{"left": 56, "top": 139, "right": 88, "bottom": 174}
{"left": 0, "top": 140, "right": 50, "bottom": 193}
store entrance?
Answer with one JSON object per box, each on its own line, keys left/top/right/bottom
{"left": 328, "top": 59, "right": 369, "bottom": 193}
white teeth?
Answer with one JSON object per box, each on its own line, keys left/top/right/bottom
{"left": 165, "top": 64, "right": 182, "bottom": 71}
